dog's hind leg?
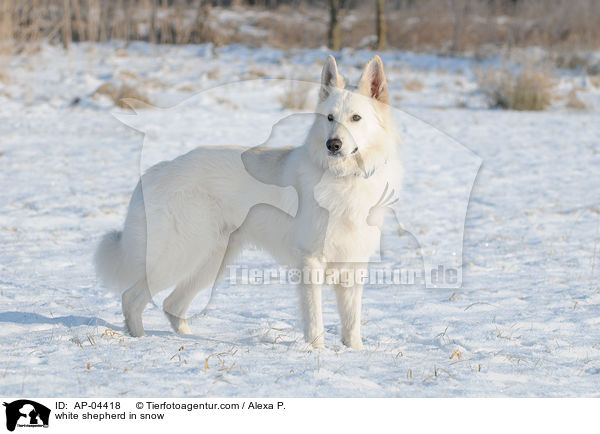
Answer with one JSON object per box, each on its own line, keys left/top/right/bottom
{"left": 163, "top": 241, "right": 235, "bottom": 335}
{"left": 163, "top": 272, "right": 205, "bottom": 335}
{"left": 122, "top": 277, "right": 152, "bottom": 337}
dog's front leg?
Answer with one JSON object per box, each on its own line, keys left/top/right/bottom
{"left": 334, "top": 280, "right": 364, "bottom": 350}
{"left": 299, "top": 282, "right": 325, "bottom": 348}
{"left": 298, "top": 258, "right": 325, "bottom": 348}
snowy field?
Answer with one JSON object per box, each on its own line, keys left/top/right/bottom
{"left": 1, "top": 42, "right": 599, "bottom": 397}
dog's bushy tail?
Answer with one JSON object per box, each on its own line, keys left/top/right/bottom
{"left": 94, "top": 230, "right": 137, "bottom": 294}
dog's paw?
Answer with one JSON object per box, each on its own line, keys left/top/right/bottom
{"left": 342, "top": 336, "right": 363, "bottom": 350}
{"left": 311, "top": 339, "right": 325, "bottom": 349}
{"left": 124, "top": 318, "right": 146, "bottom": 337}
{"left": 305, "top": 333, "right": 325, "bottom": 349}
{"left": 165, "top": 311, "right": 192, "bottom": 335}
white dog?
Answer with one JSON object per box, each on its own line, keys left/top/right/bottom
{"left": 95, "top": 55, "right": 402, "bottom": 349}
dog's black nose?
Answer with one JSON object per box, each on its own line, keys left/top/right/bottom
{"left": 326, "top": 138, "right": 342, "bottom": 153}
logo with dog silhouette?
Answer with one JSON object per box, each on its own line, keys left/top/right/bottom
{"left": 3, "top": 400, "right": 50, "bottom": 431}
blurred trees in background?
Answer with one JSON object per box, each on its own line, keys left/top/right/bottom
{"left": 376, "top": 0, "right": 386, "bottom": 50}
{"left": 328, "top": 0, "right": 340, "bottom": 51}
{"left": 1, "top": 0, "right": 599, "bottom": 52}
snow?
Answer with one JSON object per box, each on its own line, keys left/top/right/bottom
{"left": 0, "top": 42, "right": 599, "bottom": 397}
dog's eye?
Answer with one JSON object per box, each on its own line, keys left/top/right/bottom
{"left": 352, "top": 114, "right": 361, "bottom": 122}
{"left": 327, "top": 114, "right": 334, "bottom": 122}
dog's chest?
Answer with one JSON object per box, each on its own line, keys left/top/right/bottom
{"left": 314, "top": 176, "right": 383, "bottom": 263}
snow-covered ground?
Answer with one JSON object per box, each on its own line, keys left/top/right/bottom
{"left": 0, "top": 42, "right": 599, "bottom": 397}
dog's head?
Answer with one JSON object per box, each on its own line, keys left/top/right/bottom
{"left": 308, "top": 55, "right": 399, "bottom": 178}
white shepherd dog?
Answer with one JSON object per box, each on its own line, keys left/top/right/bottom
{"left": 95, "top": 55, "right": 402, "bottom": 349}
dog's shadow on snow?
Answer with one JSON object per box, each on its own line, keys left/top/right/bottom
{"left": 0, "top": 311, "right": 120, "bottom": 330}
{"left": 0, "top": 311, "right": 345, "bottom": 346}
{"left": 0, "top": 311, "right": 201, "bottom": 338}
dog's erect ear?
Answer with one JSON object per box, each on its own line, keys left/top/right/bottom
{"left": 320, "top": 55, "right": 342, "bottom": 100}
{"left": 358, "top": 56, "right": 388, "bottom": 104}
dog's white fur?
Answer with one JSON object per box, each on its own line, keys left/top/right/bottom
{"left": 95, "top": 55, "right": 402, "bottom": 349}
